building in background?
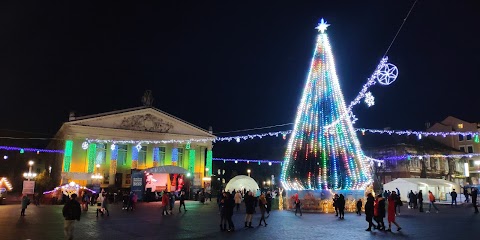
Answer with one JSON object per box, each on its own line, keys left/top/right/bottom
{"left": 365, "top": 140, "right": 467, "bottom": 190}
{"left": 49, "top": 106, "right": 215, "bottom": 191}
{"left": 427, "top": 116, "right": 480, "bottom": 184}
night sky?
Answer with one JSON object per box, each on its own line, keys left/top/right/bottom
{"left": 1, "top": 1, "right": 479, "bottom": 158}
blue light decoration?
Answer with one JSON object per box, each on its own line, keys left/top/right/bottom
{"left": 280, "top": 19, "right": 372, "bottom": 191}
{"left": 110, "top": 144, "right": 118, "bottom": 160}
{"left": 172, "top": 148, "right": 178, "bottom": 163}
{"left": 0, "top": 145, "right": 64, "bottom": 154}
{"left": 153, "top": 147, "right": 160, "bottom": 163}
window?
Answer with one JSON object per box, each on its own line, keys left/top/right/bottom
{"left": 96, "top": 143, "right": 106, "bottom": 164}
{"left": 117, "top": 144, "right": 128, "bottom": 165}
{"left": 467, "top": 134, "right": 472, "bottom": 141}
{"left": 460, "top": 146, "right": 466, "bottom": 152}
{"left": 458, "top": 123, "right": 463, "bottom": 129}
{"left": 459, "top": 135, "right": 464, "bottom": 141}
{"left": 178, "top": 148, "right": 184, "bottom": 167}
{"left": 138, "top": 146, "right": 147, "bottom": 166}
{"left": 467, "top": 145, "right": 474, "bottom": 153}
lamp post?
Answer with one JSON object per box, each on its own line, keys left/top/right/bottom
{"left": 247, "top": 169, "right": 251, "bottom": 177}
{"left": 23, "top": 160, "right": 37, "bottom": 181}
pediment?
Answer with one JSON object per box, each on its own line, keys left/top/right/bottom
{"left": 67, "top": 108, "right": 213, "bottom": 137}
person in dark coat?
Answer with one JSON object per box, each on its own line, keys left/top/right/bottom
{"left": 179, "top": 191, "right": 187, "bottom": 213}
{"left": 225, "top": 192, "right": 236, "bottom": 232}
{"left": 258, "top": 193, "right": 268, "bottom": 227}
{"left": 337, "top": 194, "right": 346, "bottom": 219}
{"left": 471, "top": 188, "right": 479, "bottom": 213}
{"left": 219, "top": 192, "right": 227, "bottom": 231}
{"left": 266, "top": 191, "right": 273, "bottom": 216}
{"left": 333, "top": 194, "right": 339, "bottom": 217}
{"left": 356, "top": 199, "right": 362, "bottom": 216}
{"left": 374, "top": 194, "right": 386, "bottom": 231}
{"left": 365, "top": 193, "right": 375, "bottom": 231}
{"left": 450, "top": 189, "right": 458, "bottom": 207}
{"left": 244, "top": 191, "right": 255, "bottom": 228}
{"left": 417, "top": 190, "right": 424, "bottom": 212}
{"left": 20, "top": 194, "right": 30, "bottom": 216}
{"left": 63, "top": 194, "right": 81, "bottom": 240}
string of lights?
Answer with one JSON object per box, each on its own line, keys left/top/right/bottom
{"left": 0, "top": 145, "right": 64, "bottom": 153}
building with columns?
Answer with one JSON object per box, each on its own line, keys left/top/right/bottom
{"left": 49, "top": 106, "right": 215, "bottom": 191}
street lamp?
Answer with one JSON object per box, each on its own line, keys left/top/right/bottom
{"left": 247, "top": 169, "right": 251, "bottom": 177}
{"left": 23, "top": 160, "right": 37, "bottom": 181}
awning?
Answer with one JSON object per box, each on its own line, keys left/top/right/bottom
{"left": 144, "top": 165, "right": 189, "bottom": 174}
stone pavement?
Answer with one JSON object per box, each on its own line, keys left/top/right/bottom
{"left": 1, "top": 200, "right": 479, "bottom": 240}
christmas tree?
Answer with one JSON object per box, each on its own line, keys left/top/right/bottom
{"left": 280, "top": 19, "right": 372, "bottom": 191}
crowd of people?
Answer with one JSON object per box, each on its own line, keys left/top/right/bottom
{"left": 217, "top": 189, "right": 274, "bottom": 232}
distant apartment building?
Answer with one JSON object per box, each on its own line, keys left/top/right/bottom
{"left": 365, "top": 141, "right": 467, "bottom": 189}
{"left": 427, "top": 116, "right": 480, "bottom": 184}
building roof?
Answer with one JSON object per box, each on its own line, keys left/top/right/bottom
{"left": 68, "top": 106, "right": 213, "bottom": 136}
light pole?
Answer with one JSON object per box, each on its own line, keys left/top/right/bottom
{"left": 247, "top": 169, "right": 251, "bottom": 177}
{"left": 23, "top": 160, "right": 37, "bottom": 181}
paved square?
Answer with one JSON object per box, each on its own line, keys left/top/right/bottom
{"left": 1, "top": 201, "right": 478, "bottom": 240}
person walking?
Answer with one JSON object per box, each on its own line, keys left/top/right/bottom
{"left": 471, "top": 188, "right": 479, "bottom": 214}
{"left": 179, "top": 191, "right": 187, "bottom": 213}
{"left": 464, "top": 186, "right": 470, "bottom": 203}
{"left": 395, "top": 189, "right": 402, "bottom": 215}
{"left": 333, "top": 194, "right": 339, "bottom": 217}
{"left": 450, "top": 189, "right": 458, "bottom": 207}
{"left": 63, "top": 194, "right": 81, "bottom": 240}
{"left": 386, "top": 191, "right": 402, "bottom": 232}
{"left": 266, "top": 191, "right": 273, "bottom": 217}
{"left": 408, "top": 190, "right": 415, "bottom": 209}
{"left": 20, "top": 194, "right": 30, "bottom": 216}
{"left": 219, "top": 192, "right": 227, "bottom": 231}
{"left": 365, "top": 193, "right": 375, "bottom": 231}
{"left": 234, "top": 191, "right": 242, "bottom": 212}
{"left": 102, "top": 193, "right": 110, "bottom": 216}
{"left": 337, "top": 194, "right": 346, "bottom": 219}
{"left": 244, "top": 191, "right": 254, "bottom": 228}
{"left": 412, "top": 191, "right": 418, "bottom": 209}
{"left": 96, "top": 193, "right": 104, "bottom": 217}
{"left": 169, "top": 192, "right": 175, "bottom": 215}
{"left": 294, "top": 197, "right": 302, "bottom": 216}
{"left": 427, "top": 190, "right": 439, "bottom": 213}
{"left": 162, "top": 191, "right": 170, "bottom": 216}
{"left": 225, "top": 192, "right": 235, "bottom": 232}
{"left": 258, "top": 193, "right": 268, "bottom": 227}
{"left": 417, "top": 190, "right": 424, "bottom": 212}
{"left": 374, "top": 194, "right": 386, "bottom": 231}
{"left": 356, "top": 198, "right": 363, "bottom": 216}
{"left": 81, "top": 193, "right": 89, "bottom": 212}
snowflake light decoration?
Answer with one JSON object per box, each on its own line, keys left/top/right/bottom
{"left": 377, "top": 63, "right": 398, "bottom": 85}
{"left": 135, "top": 143, "right": 142, "bottom": 151}
{"left": 364, "top": 92, "right": 375, "bottom": 107}
{"left": 81, "top": 141, "right": 89, "bottom": 150}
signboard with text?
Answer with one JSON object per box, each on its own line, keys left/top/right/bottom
{"left": 22, "top": 181, "right": 35, "bottom": 194}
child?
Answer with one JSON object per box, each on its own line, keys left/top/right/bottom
{"left": 356, "top": 198, "right": 363, "bottom": 216}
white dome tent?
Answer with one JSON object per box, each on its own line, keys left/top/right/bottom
{"left": 225, "top": 175, "right": 259, "bottom": 192}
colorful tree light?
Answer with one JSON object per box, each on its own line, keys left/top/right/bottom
{"left": 280, "top": 19, "right": 372, "bottom": 191}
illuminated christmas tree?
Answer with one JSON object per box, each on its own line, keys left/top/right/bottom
{"left": 281, "top": 19, "right": 372, "bottom": 191}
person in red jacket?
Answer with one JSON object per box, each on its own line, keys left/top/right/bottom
{"left": 387, "top": 191, "right": 402, "bottom": 232}
{"left": 162, "top": 191, "right": 170, "bottom": 215}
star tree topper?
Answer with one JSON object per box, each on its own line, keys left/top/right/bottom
{"left": 315, "top": 18, "right": 330, "bottom": 33}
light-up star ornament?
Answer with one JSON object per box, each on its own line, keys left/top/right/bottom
{"left": 364, "top": 92, "right": 375, "bottom": 107}
{"left": 315, "top": 18, "right": 330, "bottom": 33}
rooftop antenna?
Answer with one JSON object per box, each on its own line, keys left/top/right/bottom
{"left": 142, "top": 90, "right": 154, "bottom": 107}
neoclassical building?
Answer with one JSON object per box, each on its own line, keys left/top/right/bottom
{"left": 49, "top": 106, "right": 215, "bottom": 190}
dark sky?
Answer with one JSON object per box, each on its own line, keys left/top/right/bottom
{"left": 1, "top": 1, "right": 479, "bottom": 155}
